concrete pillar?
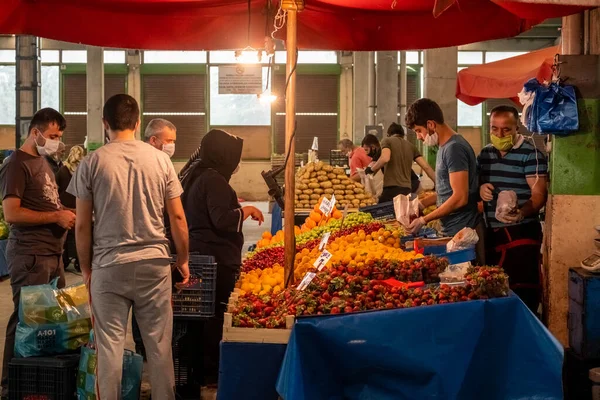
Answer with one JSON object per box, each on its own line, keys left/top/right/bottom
{"left": 339, "top": 51, "right": 353, "bottom": 141}
{"left": 423, "top": 46, "right": 458, "bottom": 166}
{"left": 353, "top": 52, "right": 370, "bottom": 141}
{"left": 86, "top": 46, "right": 104, "bottom": 151}
{"left": 543, "top": 8, "right": 600, "bottom": 345}
{"left": 15, "top": 36, "right": 40, "bottom": 148}
{"left": 126, "top": 50, "right": 142, "bottom": 139}
{"left": 367, "top": 52, "right": 376, "bottom": 126}
{"left": 398, "top": 51, "right": 408, "bottom": 127}
{"left": 375, "top": 51, "right": 398, "bottom": 130}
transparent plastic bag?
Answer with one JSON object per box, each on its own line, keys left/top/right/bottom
{"left": 16, "top": 278, "right": 91, "bottom": 357}
{"left": 495, "top": 190, "right": 518, "bottom": 223}
{"left": 439, "top": 262, "right": 471, "bottom": 284}
{"left": 394, "top": 194, "right": 420, "bottom": 229}
{"left": 446, "top": 227, "right": 479, "bottom": 252}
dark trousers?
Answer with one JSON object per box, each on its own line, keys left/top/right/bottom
{"left": 378, "top": 186, "right": 411, "bottom": 204}
{"left": 1, "top": 241, "right": 65, "bottom": 393}
{"left": 485, "top": 222, "right": 542, "bottom": 313}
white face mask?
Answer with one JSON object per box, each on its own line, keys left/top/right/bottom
{"left": 162, "top": 143, "right": 175, "bottom": 158}
{"left": 35, "top": 131, "right": 60, "bottom": 157}
{"left": 233, "top": 164, "right": 240, "bottom": 175}
{"left": 424, "top": 131, "right": 439, "bottom": 147}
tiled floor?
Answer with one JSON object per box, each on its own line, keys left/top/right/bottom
{"left": 0, "top": 202, "right": 271, "bottom": 400}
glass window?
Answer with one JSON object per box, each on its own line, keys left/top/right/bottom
{"left": 458, "top": 51, "right": 483, "bottom": 65}
{"left": 209, "top": 66, "right": 271, "bottom": 126}
{"left": 210, "top": 50, "right": 270, "bottom": 64}
{"left": 41, "top": 66, "right": 60, "bottom": 110}
{"left": 62, "top": 50, "right": 87, "bottom": 63}
{"left": 275, "top": 51, "right": 337, "bottom": 64}
{"left": 458, "top": 100, "right": 482, "bottom": 126}
{"left": 104, "top": 50, "right": 125, "bottom": 64}
{"left": 143, "top": 51, "right": 207, "bottom": 64}
{"left": 41, "top": 50, "right": 59, "bottom": 64}
{"left": 0, "top": 50, "right": 15, "bottom": 63}
{"left": 485, "top": 52, "right": 526, "bottom": 63}
{"left": 406, "top": 51, "right": 420, "bottom": 65}
{"left": 0, "top": 66, "right": 16, "bottom": 125}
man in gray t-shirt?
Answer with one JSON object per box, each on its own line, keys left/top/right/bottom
{"left": 68, "top": 94, "right": 189, "bottom": 400}
{"left": 405, "top": 98, "right": 480, "bottom": 238}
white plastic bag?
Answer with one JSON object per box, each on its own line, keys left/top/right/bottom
{"left": 394, "top": 194, "right": 420, "bottom": 229}
{"left": 357, "top": 168, "right": 383, "bottom": 200}
{"left": 439, "top": 262, "right": 471, "bottom": 283}
{"left": 496, "top": 190, "right": 518, "bottom": 223}
{"left": 446, "top": 227, "right": 479, "bottom": 252}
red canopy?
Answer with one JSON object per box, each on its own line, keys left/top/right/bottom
{"left": 456, "top": 45, "right": 560, "bottom": 106}
{"left": 0, "top": 1, "right": 590, "bottom": 50}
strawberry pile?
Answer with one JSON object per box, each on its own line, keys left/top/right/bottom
{"left": 231, "top": 258, "right": 512, "bottom": 329}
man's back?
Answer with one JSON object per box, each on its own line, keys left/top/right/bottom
{"left": 68, "top": 140, "right": 182, "bottom": 268}
{"left": 381, "top": 136, "right": 420, "bottom": 189}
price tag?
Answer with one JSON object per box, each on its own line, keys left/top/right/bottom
{"left": 330, "top": 194, "right": 337, "bottom": 210}
{"left": 319, "top": 197, "right": 332, "bottom": 216}
{"left": 318, "top": 232, "right": 331, "bottom": 251}
{"left": 313, "top": 250, "right": 333, "bottom": 271}
{"left": 297, "top": 272, "right": 316, "bottom": 291}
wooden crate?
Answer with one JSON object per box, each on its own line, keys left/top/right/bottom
{"left": 222, "top": 289, "right": 294, "bottom": 344}
{"left": 271, "top": 153, "right": 307, "bottom": 187}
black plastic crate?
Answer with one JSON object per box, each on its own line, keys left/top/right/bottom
{"left": 9, "top": 354, "right": 80, "bottom": 400}
{"left": 329, "top": 150, "right": 349, "bottom": 167}
{"left": 172, "top": 321, "right": 201, "bottom": 400}
{"left": 172, "top": 254, "right": 217, "bottom": 319}
{"left": 359, "top": 201, "right": 395, "bottom": 221}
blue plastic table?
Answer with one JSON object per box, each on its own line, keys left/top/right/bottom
{"left": 277, "top": 294, "right": 563, "bottom": 400}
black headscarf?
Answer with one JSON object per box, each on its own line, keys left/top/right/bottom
{"left": 181, "top": 129, "right": 243, "bottom": 192}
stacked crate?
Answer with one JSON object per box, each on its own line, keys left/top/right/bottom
{"left": 565, "top": 268, "right": 600, "bottom": 399}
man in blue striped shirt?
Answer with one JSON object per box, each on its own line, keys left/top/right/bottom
{"left": 478, "top": 105, "right": 548, "bottom": 313}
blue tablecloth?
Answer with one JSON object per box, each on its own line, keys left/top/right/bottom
{"left": 277, "top": 295, "right": 563, "bottom": 400}
{"left": 218, "top": 342, "right": 287, "bottom": 400}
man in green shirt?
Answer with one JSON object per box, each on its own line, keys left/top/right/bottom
{"left": 366, "top": 123, "right": 435, "bottom": 203}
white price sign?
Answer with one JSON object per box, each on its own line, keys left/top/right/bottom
{"left": 319, "top": 195, "right": 337, "bottom": 217}
{"left": 313, "top": 250, "right": 333, "bottom": 271}
{"left": 297, "top": 272, "right": 316, "bottom": 291}
{"left": 318, "top": 232, "right": 331, "bottom": 251}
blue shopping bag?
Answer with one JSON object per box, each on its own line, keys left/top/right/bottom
{"left": 534, "top": 82, "right": 579, "bottom": 134}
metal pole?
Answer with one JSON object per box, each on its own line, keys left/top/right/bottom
{"left": 282, "top": 0, "right": 303, "bottom": 287}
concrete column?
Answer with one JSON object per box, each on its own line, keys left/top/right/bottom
{"left": 86, "top": 46, "right": 104, "bottom": 151}
{"left": 339, "top": 51, "right": 353, "bottom": 141}
{"left": 367, "top": 52, "right": 376, "bottom": 126}
{"left": 353, "top": 52, "right": 370, "bottom": 141}
{"left": 562, "top": 13, "right": 584, "bottom": 55}
{"left": 423, "top": 46, "right": 458, "bottom": 166}
{"left": 126, "top": 50, "right": 142, "bottom": 139}
{"left": 398, "top": 51, "right": 408, "bottom": 127}
{"left": 15, "top": 35, "right": 40, "bottom": 148}
{"left": 375, "top": 51, "right": 398, "bottom": 130}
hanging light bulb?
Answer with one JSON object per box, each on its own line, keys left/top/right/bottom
{"left": 258, "top": 92, "right": 277, "bottom": 104}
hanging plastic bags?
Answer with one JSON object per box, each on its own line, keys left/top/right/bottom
{"left": 15, "top": 279, "right": 91, "bottom": 357}
{"left": 520, "top": 78, "right": 579, "bottom": 135}
{"left": 77, "top": 330, "right": 143, "bottom": 400}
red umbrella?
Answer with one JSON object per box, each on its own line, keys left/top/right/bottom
{"left": 456, "top": 45, "right": 560, "bottom": 106}
{"left": 0, "top": 0, "right": 590, "bottom": 51}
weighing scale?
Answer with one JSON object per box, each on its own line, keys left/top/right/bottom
{"left": 581, "top": 226, "right": 600, "bottom": 272}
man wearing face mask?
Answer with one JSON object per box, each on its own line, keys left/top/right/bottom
{"left": 405, "top": 99, "right": 480, "bottom": 245}
{"left": 0, "top": 108, "right": 76, "bottom": 396}
{"left": 478, "top": 105, "right": 547, "bottom": 312}
{"left": 144, "top": 118, "right": 177, "bottom": 158}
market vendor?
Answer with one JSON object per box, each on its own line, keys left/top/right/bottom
{"left": 144, "top": 118, "right": 177, "bottom": 157}
{"left": 338, "top": 138, "right": 371, "bottom": 182}
{"left": 405, "top": 99, "right": 482, "bottom": 247}
{"left": 478, "top": 105, "right": 547, "bottom": 313}
{"left": 180, "top": 129, "right": 264, "bottom": 386}
{"left": 365, "top": 122, "right": 435, "bottom": 203}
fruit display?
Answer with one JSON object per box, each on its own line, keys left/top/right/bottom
{"left": 295, "top": 161, "right": 377, "bottom": 209}
{"left": 238, "top": 264, "right": 285, "bottom": 296}
{"left": 230, "top": 264, "right": 509, "bottom": 328}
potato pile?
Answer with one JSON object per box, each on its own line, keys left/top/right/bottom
{"left": 294, "top": 161, "right": 377, "bottom": 209}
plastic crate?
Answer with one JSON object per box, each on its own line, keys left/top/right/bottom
{"left": 329, "top": 150, "right": 349, "bottom": 167}
{"left": 172, "top": 254, "right": 217, "bottom": 319}
{"left": 423, "top": 245, "right": 476, "bottom": 265}
{"left": 568, "top": 268, "right": 600, "bottom": 359}
{"left": 9, "top": 354, "right": 79, "bottom": 400}
{"left": 172, "top": 321, "right": 200, "bottom": 400}
{"left": 359, "top": 201, "right": 395, "bottom": 221}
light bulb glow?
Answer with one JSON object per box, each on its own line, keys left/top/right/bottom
{"left": 258, "top": 93, "right": 277, "bottom": 104}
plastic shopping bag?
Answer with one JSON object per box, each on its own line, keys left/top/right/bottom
{"left": 446, "top": 227, "right": 479, "bottom": 252}
{"left": 495, "top": 190, "right": 518, "bottom": 224}
{"left": 77, "top": 331, "right": 143, "bottom": 400}
{"left": 358, "top": 168, "right": 384, "bottom": 200}
{"left": 394, "top": 194, "right": 420, "bottom": 228}
{"left": 15, "top": 279, "right": 91, "bottom": 357}
{"left": 535, "top": 82, "right": 579, "bottom": 134}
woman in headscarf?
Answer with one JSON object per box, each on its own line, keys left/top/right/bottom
{"left": 56, "top": 145, "right": 85, "bottom": 270}
{"left": 181, "top": 129, "right": 264, "bottom": 387}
